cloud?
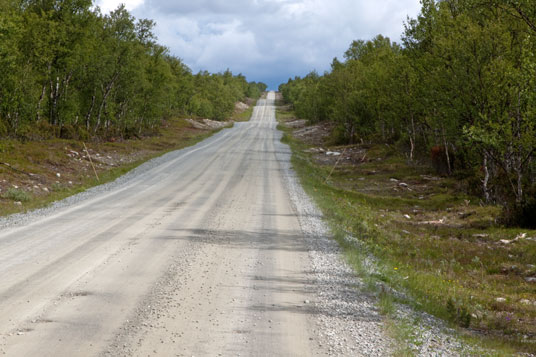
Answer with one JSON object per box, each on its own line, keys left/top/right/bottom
{"left": 95, "top": 0, "right": 144, "bottom": 14}
{"left": 98, "top": 0, "right": 422, "bottom": 89}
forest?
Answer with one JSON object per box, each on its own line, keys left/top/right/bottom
{"left": 0, "top": 0, "right": 266, "bottom": 141}
{"left": 279, "top": 0, "right": 536, "bottom": 226}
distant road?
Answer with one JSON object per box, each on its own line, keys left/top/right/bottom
{"left": 0, "top": 92, "right": 325, "bottom": 356}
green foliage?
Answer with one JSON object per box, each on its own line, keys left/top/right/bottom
{"left": 278, "top": 0, "right": 536, "bottom": 223}
{"left": 2, "top": 188, "right": 31, "bottom": 202}
{"left": 446, "top": 297, "right": 472, "bottom": 328}
{"left": 0, "top": 2, "right": 266, "bottom": 137}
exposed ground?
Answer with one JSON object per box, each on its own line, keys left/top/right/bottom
{"left": 0, "top": 93, "right": 394, "bottom": 356}
{"left": 276, "top": 98, "right": 536, "bottom": 355}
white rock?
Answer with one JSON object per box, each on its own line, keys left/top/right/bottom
{"left": 516, "top": 233, "right": 527, "bottom": 240}
{"left": 472, "top": 233, "right": 489, "bottom": 238}
{"left": 56, "top": 173, "right": 61, "bottom": 178}
{"left": 326, "top": 151, "right": 341, "bottom": 156}
{"left": 525, "top": 277, "right": 536, "bottom": 283}
{"left": 496, "top": 297, "right": 506, "bottom": 303}
{"left": 404, "top": 214, "right": 411, "bottom": 220}
{"left": 14, "top": 201, "right": 22, "bottom": 206}
{"left": 520, "top": 299, "right": 531, "bottom": 305}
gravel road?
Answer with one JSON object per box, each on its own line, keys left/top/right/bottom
{"left": 0, "top": 92, "right": 392, "bottom": 356}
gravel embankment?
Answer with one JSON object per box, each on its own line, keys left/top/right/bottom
{"left": 275, "top": 135, "right": 393, "bottom": 356}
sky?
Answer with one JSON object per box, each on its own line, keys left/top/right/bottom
{"left": 95, "top": 0, "right": 422, "bottom": 90}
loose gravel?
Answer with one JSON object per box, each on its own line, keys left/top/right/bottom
{"left": 275, "top": 134, "right": 393, "bottom": 356}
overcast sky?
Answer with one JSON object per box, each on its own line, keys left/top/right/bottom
{"left": 95, "top": 0, "right": 422, "bottom": 89}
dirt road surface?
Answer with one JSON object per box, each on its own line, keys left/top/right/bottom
{"left": 0, "top": 92, "right": 388, "bottom": 356}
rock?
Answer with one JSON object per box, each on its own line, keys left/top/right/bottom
{"left": 496, "top": 297, "right": 506, "bottom": 303}
{"left": 404, "top": 214, "right": 411, "bottom": 220}
{"left": 398, "top": 182, "right": 409, "bottom": 188}
{"left": 389, "top": 178, "right": 399, "bottom": 182}
{"left": 326, "top": 151, "right": 341, "bottom": 156}
{"left": 516, "top": 233, "right": 527, "bottom": 240}
{"left": 14, "top": 201, "right": 22, "bottom": 206}
{"left": 235, "top": 102, "right": 249, "bottom": 111}
{"left": 304, "top": 300, "right": 310, "bottom": 304}
{"left": 520, "top": 299, "right": 531, "bottom": 305}
{"left": 525, "top": 277, "right": 536, "bottom": 283}
{"left": 56, "top": 173, "right": 61, "bottom": 178}
{"left": 499, "top": 239, "right": 512, "bottom": 244}
{"left": 43, "top": 187, "right": 49, "bottom": 192}
{"left": 472, "top": 233, "right": 489, "bottom": 238}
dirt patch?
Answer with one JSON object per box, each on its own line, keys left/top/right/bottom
{"left": 234, "top": 102, "right": 249, "bottom": 112}
{"left": 292, "top": 122, "right": 334, "bottom": 146}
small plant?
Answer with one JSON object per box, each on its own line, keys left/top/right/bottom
{"left": 379, "top": 289, "right": 396, "bottom": 315}
{"left": 51, "top": 182, "right": 65, "bottom": 192}
{"left": 2, "top": 188, "right": 31, "bottom": 202}
{"left": 446, "top": 297, "right": 472, "bottom": 328}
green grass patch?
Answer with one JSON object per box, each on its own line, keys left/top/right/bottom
{"left": 2, "top": 188, "right": 32, "bottom": 202}
{"left": 232, "top": 105, "right": 255, "bottom": 122}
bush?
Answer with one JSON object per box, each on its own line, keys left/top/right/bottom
{"left": 501, "top": 200, "right": 536, "bottom": 229}
{"left": 2, "top": 188, "right": 31, "bottom": 202}
{"left": 446, "top": 297, "right": 472, "bottom": 328}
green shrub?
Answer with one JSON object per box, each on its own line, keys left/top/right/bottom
{"left": 2, "top": 188, "right": 31, "bottom": 202}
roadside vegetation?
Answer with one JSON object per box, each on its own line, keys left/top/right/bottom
{"left": 0, "top": 0, "right": 266, "bottom": 141}
{"left": 279, "top": 0, "right": 536, "bottom": 227}
{"left": 277, "top": 103, "right": 536, "bottom": 354}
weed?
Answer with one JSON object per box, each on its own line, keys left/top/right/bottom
{"left": 2, "top": 188, "right": 31, "bottom": 202}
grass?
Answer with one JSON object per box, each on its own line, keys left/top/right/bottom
{"left": 2, "top": 188, "right": 32, "bottom": 202}
{"left": 0, "top": 117, "right": 228, "bottom": 218}
{"left": 232, "top": 105, "right": 255, "bottom": 122}
{"left": 276, "top": 106, "right": 536, "bottom": 355}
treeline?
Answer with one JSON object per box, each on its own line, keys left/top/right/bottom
{"left": 0, "top": 0, "right": 267, "bottom": 140}
{"left": 279, "top": 0, "right": 536, "bottom": 226}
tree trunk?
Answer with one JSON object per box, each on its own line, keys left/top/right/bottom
{"left": 483, "top": 153, "right": 490, "bottom": 203}
{"left": 36, "top": 84, "right": 46, "bottom": 122}
{"left": 442, "top": 124, "right": 452, "bottom": 175}
{"left": 86, "top": 92, "right": 96, "bottom": 131}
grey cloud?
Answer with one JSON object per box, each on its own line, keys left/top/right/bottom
{"left": 130, "top": 0, "right": 421, "bottom": 89}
